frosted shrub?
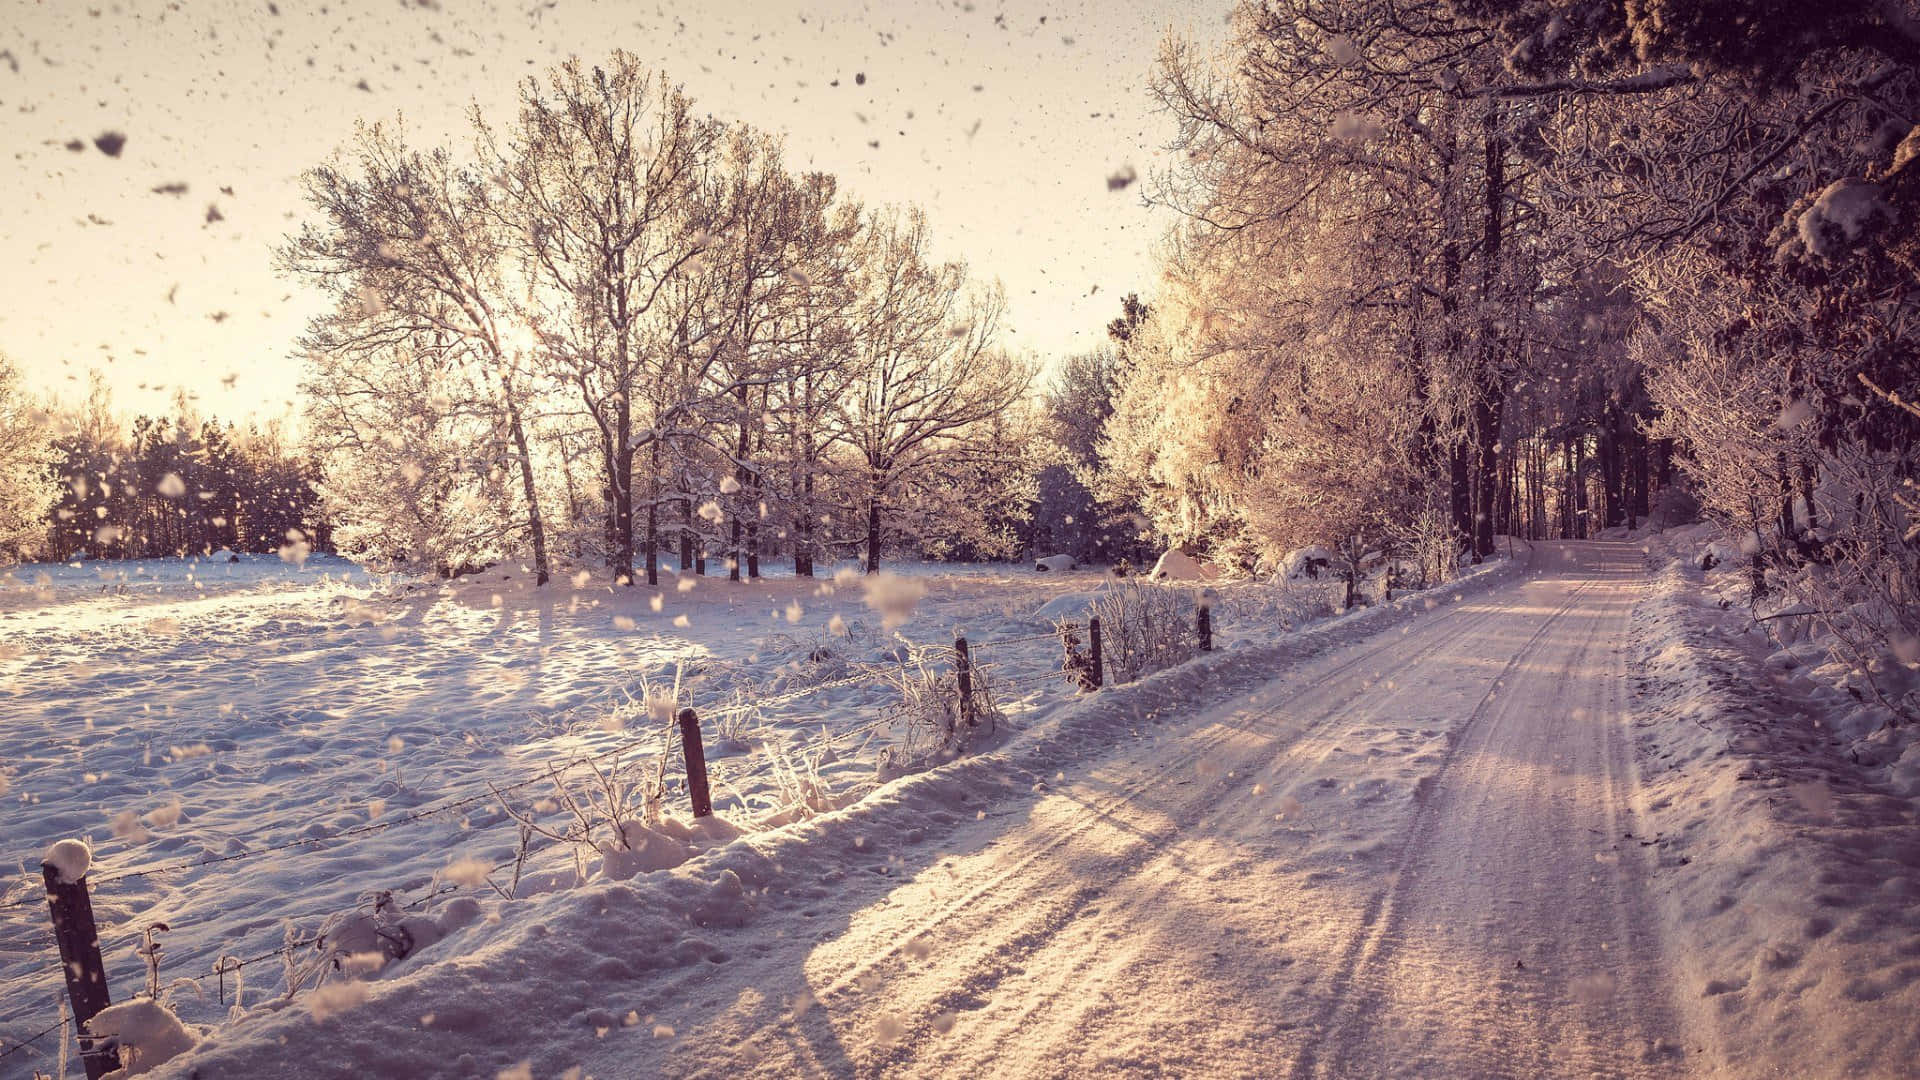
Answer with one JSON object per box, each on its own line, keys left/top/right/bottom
{"left": 490, "top": 752, "right": 658, "bottom": 884}
{"left": 876, "top": 642, "right": 1002, "bottom": 777}
{"left": 1091, "top": 580, "right": 1196, "bottom": 684}
{"left": 766, "top": 742, "right": 835, "bottom": 819}
{"left": 1383, "top": 501, "right": 1455, "bottom": 592}
{"left": 708, "top": 690, "right": 758, "bottom": 753}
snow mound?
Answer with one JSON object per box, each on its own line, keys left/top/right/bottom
{"left": 1279, "top": 546, "right": 1338, "bottom": 581}
{"left": 43, "top": 837, "right": 91, "bottom": 883}
{"left": 1796, "top": 178, "right": 1893, "bottom": 258}
{"left": 1147, "top": 549, "right": 1217, "bottom": 582}
{"left": 1032, "top": 584, "right": 1115, "bottom": 622}
{"left": 595, "top": 820, "right": 696, "bottom": 881}
{"left": 1696, "top": 541, "right": 1742, "bottom": 571}
{"left": 90, "top": 998, "right": 200, "bottom": 1078}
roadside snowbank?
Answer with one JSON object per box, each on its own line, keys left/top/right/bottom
{"left": 1628, "top": 552, "right": 1920, "bottom": 1077}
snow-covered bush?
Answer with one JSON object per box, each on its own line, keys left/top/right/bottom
{"left": 488, "top": 745, "right": 671, "bottom": 886}
{"left": 1147, "top": 548, "right": 1217, "bottom": 581}
{"left": 1207, "top": 579, "right": 1340, "bottom": 635}
{"left": 1380, "top": 500, "right": 1457, "bottom": 592}
{"left": 765, "top": 741, "right": 841, "bottom": 821}
{"left": 1649, "top": 483, "right": 1701, "bottom": 528}
{"left": 1278, "top": 546, "right": 1337, "bottom": 580}
{"left": 312, "top": 890, "right": 447, "bottom": 977}
{"left": 1791, "top": 178, "right": 1894, "bottom": 261}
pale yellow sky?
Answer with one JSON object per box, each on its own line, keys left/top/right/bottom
{"left": 0, "top": 0, "right": 1226, "bottom": 425}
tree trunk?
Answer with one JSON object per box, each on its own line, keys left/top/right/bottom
{"left": 602, "top": 475, "right": 618, "bottom": 573}
{"left": 731, "top": 381, "right": 749, "bottom": 582}
{"left": 1497, "top": 435, "right": 1515, "bottom": 539}
{"left": 645, "top": 442, "right": 661, "bottom": 586}
{"left": 1635, "top": 418, "right": 1651, "bottom": 522}
{"left": 500, "top": 372, "right": 549, "bottom": 586}
{"left": 1450, "top": 444, "right": 1472, "bottom": 554}
{"left": 1599, "top": 402, "right": 1624, "bottom": 528}
{"left": 1776, "top": 452, "right": 1797, "bottom": 545}
{"left": 795, "top": 444, "right": 816, "bottom": 577}
{"left": 680, "top": 497, "right": 695, "bottom": 571}
{"left": 614, "top": 399, "right": 635, "bottom": 586}
{"left": 1572, "top": 438, "right": 1589, "bottom": 539}
{"left": 1797, "top": 458, "right": 1819, "bottom": 538}
{"left": 1472, "top": 380, "right": 1503, "bottom": 560}
{"left": 865, "top": 490, "right": 882, "bottom": 574}
{"left": 1471, "top": 119, "right": 1506, "bottom": 562}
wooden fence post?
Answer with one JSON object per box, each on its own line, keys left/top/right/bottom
{"left": 42, "top": 851, "right": 113, "bottom": 1080}
{"left": 954, "top": 635, "right": 977, "bottom": 728}
{"left": 676, "top": 708, "right": 712, "bottom": 818}
{"left": 1088, "top": 616, "right": 1104, "bottom": 689}
{"left": 1196, "top": 601, "right": 1213, "bottom": 653}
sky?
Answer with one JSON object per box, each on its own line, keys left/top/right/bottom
{"left": 0, "top": 0, "right": 1228, "bottom": 427}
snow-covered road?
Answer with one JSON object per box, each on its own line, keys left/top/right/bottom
{"left": 566, "top": 540, "right": 1692, "bottom": 1078}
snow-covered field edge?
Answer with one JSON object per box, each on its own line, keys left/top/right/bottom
{"left": 1627, "top": 551, "right": 1920, "bottom": 1079}
{"left": 129, "top": 552, "right": 1534, "bottom": 1078}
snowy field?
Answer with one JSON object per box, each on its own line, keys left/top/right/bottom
{"left": 0, "top": 550, "right": 1351, "bottom": 1074}
{"left": 6, "top": 546, "right": 1551, "bottom": 1079}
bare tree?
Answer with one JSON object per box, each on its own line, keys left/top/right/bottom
{"left": 492, "top": 53, "right": 720, "bottom": 586}
{"left": 835, "top": 208, "right": 1031, "bottom": 571}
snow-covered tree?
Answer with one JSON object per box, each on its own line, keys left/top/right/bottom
{"left": 285, "top": 121, "right": 554, "bottom": 583}
{"left": 0, "top": 354, "right": 57, "bottom": 563}
{"left": 493, "top": 53, "right": 721, "bottom": 586}
{"left": 305, "top": 341, "right": 515, "bottom": 575}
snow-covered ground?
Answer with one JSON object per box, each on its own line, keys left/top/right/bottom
{"left": 0, "top": 549, "right": 1359, "bottom": 1076}
{"left": 17, "top": 543, "right": 1580, "bottom": 1079}
{"left": 10, "top": 537, "right": 1909, "bottom": 1079}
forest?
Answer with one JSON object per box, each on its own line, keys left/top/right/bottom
{"left": 1091, "top": 0, "right": 1920, "bottom": 717}
{"left": 0, "top": 365, "right": 323, "bottom": 564}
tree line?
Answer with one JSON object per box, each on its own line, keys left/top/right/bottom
{"left": 0, "top": 367, "right": 326, "bottom": 564}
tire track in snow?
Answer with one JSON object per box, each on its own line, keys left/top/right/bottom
{"left": 1291, "top": 543, "right": 1688, "bottom": 1079}
{"left": 867, "top": 576, "right": 1554, "bottom": 1078}
{"left": 1284, "top": 566, "right": 1604, "bottom": 1079}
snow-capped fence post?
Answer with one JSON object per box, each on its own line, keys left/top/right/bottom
{"left": 1087, "top": 616, "right": 1104, "bottom": 689}
{"left": 41, "top": 844, "right": 114, "bottom": 1079}
{"left": 677, "top": 708, "right": 713, "bottom": 819}
{"left": 1196, "top": 600, "right": 1213, "bottom": 653}
{"left": 954, "top": 635, "right": 978, "bottom": 728}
